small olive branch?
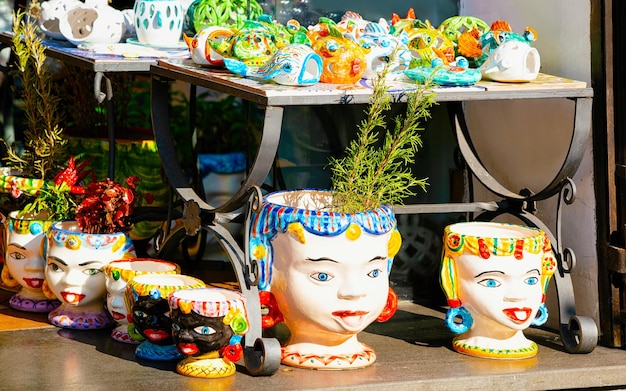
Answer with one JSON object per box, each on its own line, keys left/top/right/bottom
{"left": 328, "top": 50, "right": 437, "bottom": 213}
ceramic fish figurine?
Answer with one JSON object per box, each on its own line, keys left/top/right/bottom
{"left": 309, "top": 17, "right": 366, "bottom": 84}
{"left": 458, "top": 20, "right": 538, "bottom": 67}
{"left": 404, "top": 56, "right": 482, "bottom": 86}
{"left": 480, "top": 40, "right": 540, "bottom": 82}
{"left": 224, "top": 44, "right": 322, "bottom": 86}
{"left": 184, "top": 26, "right": 234, "bottom": 67}
{"left": 359, "top": 21, "right": 411, "bottom": 80}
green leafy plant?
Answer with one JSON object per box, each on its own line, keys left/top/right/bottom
{"left": 4, "top": 10, "right": 67, "bottom": 179}
{"left": 328, "top": 57, "right": 437, "bottom": 213}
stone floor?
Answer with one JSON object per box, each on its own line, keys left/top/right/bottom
{"left": 2, "top": 288, "right": 626, "bottom": 391}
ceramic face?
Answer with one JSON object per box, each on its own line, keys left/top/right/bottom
{"left": 127, "top": 274, "right": 206, "bottom": 345}
{"left": 440, "top": 222, "right": 556, "bottom": 359}
{"left": 271, "top": 228, "right": 390, "bottom": 339}
{"left": 4, "top": 215, "right": 51, "bottom": 297}
{"left": 45, "top": 221, "right": 136, "bottom": 307}
{"left": 248, "top": 189, "right": 400, "bottom": 369}
{"left": 455, "top": 246, "right": 543, "bottom": 330}
{"left": 103, "top": 259, "right": 179, "bottom": 325}
{"left": 2, "top": 213, "right": 58, "bottom": 312}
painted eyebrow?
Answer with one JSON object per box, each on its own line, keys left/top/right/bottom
{"left": 306, "top": 257, "right": 338, "bottom": 263}
{"left": 79, "top": 261, "right": 105, "bottom": 267}
{"left": 370, "top": 256, "right": 387, "bottom": 263}
{"left": 7, "top": 244, "right": 27, "bottom": 250}
{"left": 527, "top": 269, "right": 541, "bottom": 275}
{"left": 474, "top": 270, "right": 505, "bottom": 278}
{"left": 47, "top": 256, "right": 68, "bottom": 266}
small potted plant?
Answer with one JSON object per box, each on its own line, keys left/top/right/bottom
{"left": 248, "top": 51, "right": 437, "bottom": 369}
{"left": 1, "top": 155, "right": 91, "bottom": 313}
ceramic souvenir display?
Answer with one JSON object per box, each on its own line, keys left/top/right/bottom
{"left": 223, "top": 44, "right": 322, "bottom": 86}
{"left": 58, "top": 0, "right": 126, "bottom": 45}
{"left": 134, "top": 0, "right": 184, "bottom": 46}
{"left": 248, "top": 189, "right": 399, "bottom": 369}
{"left": 440, "top": 222, "right": 556, "bottom": 359}
{"left": 45, "top": 221, "right": 137, "bottom": 329}
{"left": 1, "top": 212, "right": 60, "bottom": 312}
{"left": 169, "top": 287, "right": 249, "bottom": 378}
{"left": 103, "top": 258, "right": 180, "bottom": 343}
{"left": 212, "top": 19, "right": 278, "bottom": 67}
{"left": 480, "top": 40, "right": 541, "bottom": 82}
{"left": 37, "top": 0, "right": 83, "bottom": 39}
{"left": 184, "top": 26, "right": 234, "bottom": 67}
{"left": 127, "top": 273, "right": 206, "bottom": 361}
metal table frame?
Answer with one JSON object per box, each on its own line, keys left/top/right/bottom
{"left": 150, "top": 59, "right": 597, "bottom": 375}
{"left": 0, "top": 32, "right": 159, "bottom": 179}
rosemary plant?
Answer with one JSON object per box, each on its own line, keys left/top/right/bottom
{"left": 4, "top": 10, "right": 67, "bottom": 180}
{"left": 328, "top": 58, "right": 437, "bottom": 214}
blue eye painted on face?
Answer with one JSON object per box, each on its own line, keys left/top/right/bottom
{"left": 310, "top": 272, "right": 333, "bottom": 282}
{"left": 193, "top": 326, "right": 215, "bottom": 335}
{"left": 367, "top": 269, "right": 382, "bottom": 278}
{"left": 478, "top": 278, "right": 501, "bottom": 288}
{"left": 524, "top": 276, "right": 539, "bottom": 285}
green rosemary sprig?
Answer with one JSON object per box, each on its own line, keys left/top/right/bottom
{"left": 328, "top": 53, "right": 437, "bottom": 213}
{"left": 4, "top": 10, "right": 67, "bottom": 179}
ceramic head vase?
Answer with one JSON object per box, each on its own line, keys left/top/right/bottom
{"left": 2, "top": 212, "right": 60, "bottom": 313}
{"left": 127, "top": 273, "right": 206, "bottom": 361}
{"left": 103, "top": 258, "right": 180, "bottom": 343}
{"left": 440, "top": 222, "right": 556, "bottom": 359}
{"left": 169, "top": 287, "right": 249, "bottom": 378}
{"left": 248, "top": 189, "right": 400, "bottom": 369}
{"left": 45, "top": 221, "right": 137, "bottom": 329}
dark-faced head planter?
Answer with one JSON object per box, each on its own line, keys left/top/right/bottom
{"left": 127, "top": 274, "right": 205, "bottom": 361}
{"left": 169, "top": 288, "right": 249, "bottom": 378}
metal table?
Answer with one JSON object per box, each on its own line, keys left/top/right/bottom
{"left": 0, "top": 32, "right": 174, "bottom": 178}
{"left": 150, "top": 58, "right": 596, "bottom": 375}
